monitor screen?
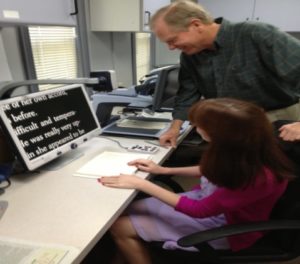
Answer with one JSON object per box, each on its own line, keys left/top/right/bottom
{"left": 151, "top": 65, "right": 180, "bottom": 112}
{"left": 0, "top": 84, "right": 101, "bottom": 171}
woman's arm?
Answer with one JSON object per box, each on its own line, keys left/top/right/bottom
{"left": 128, "top": 159, "right": 201, "bottom": 177}
{"left": 100, "top": 174, "right": 180, "bottom": 207}
{"left": 100, "top": 159, "right": 201, "bottom": 207}
{"left": 165, "top": 165, "right": 201, "bottom": 177}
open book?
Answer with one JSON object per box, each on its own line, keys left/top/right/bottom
{"left": 73, "top": 151, "right": 151, "bottom": 178}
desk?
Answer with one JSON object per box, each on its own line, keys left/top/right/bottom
{"left": 0, "top": 130, "right": 190, "bottom": 263}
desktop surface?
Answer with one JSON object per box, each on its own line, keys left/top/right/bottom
{"left": 0, "top": 132, "right": 192, "bottom": 263}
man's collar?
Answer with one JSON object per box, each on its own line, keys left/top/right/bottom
{"left": 214, "top": 17, "right": 228, "bottom": 49}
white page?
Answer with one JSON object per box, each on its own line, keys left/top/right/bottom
{"left": 73, "top": 151, "right": 151, "bottom": 178}
{"left": 0, "top": 236, "right": 78, "bottom": 264}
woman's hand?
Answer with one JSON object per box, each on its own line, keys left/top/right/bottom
{"left": 128, "top": 159, "right": 166, "bottom": 174}
{"left": 99, "top": 174, "right": 180, "bottom": 207}
{"left": 99, "top": 174, "right": 144, "bottom": 189}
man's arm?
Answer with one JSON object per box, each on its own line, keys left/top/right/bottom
{"left": 172, "top": 59, "right": 202, "bottom": 121}
{"left": 159, "top": 61, "right": 202, "bottom": 147}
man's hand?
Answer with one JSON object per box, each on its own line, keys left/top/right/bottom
{"left": 279, "top": 122, "right": 300, "bottom": 141}
{"left": 159, "top": 119, "right": 183, "bottom": 147}
{"left": 159, "top": 128, "right": 180, "bottom": 147}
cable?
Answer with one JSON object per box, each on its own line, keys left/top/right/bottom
{"left": 0, "top": 176, "right": 11, "bottom": 195}
{"left": 99, "top": 136, "right": 164, "bottom": 149}
{"left": 0, "top": 177, "right": 11, "bottom": 189}
{"left": 97, "top": 136, "right": 160, "bottom": 154}
{"left": 98, "top": 136, "right": 128, "bottom": 150}
{"left": 0, "top": 164, "right": 13, "bottom": 194}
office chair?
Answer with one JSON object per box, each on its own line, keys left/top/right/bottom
{"left": 148, "top": 174, "right": 300, "bottom": 264}
{"left": 146, "top": 120, "right": 300, "bottom": 263}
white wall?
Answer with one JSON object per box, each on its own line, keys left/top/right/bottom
{"left": 88, "top": 31, "right": 133, "bottom": 87}
{"left": 85, "top": 0, "right": 134, "bottom": 87}
{"left": 1, "top": 27, "right": 26, "bottom": 81}
{"left": 0, "top": 29, "right": 12, "bottom": 82}
{"left": 154, "top": 37, "right": 180, "bottom": 67}
{"left": 0, "top": 27, "right": 28, "bottom": 96}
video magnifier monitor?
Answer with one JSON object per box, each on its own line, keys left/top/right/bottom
{"left": 151, "top": 65, "right": 180, "bottom": 112}
{"left": 0, "top": 84, "right": 101, "bottom": 171}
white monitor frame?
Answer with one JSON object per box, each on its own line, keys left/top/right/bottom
{"left": 0, "top": 84, "right": 101, "bottom": 171}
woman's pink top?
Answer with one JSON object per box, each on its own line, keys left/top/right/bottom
{"left": 175, "top": 167, "right": 288, "bottom": 251}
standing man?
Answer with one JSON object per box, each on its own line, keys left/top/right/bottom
{"left": 151, "top": 0, "right": 300, "bottom": 147}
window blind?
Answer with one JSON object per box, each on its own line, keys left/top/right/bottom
{"left": 28, "top": 26, "right": 78, "bottom": 90}
{"left": 135, "top": 32, "right": 151, "bottom": 84}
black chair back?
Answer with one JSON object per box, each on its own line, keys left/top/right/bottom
{"left": 268, "top": 176, "right": 300, "bottom": 251}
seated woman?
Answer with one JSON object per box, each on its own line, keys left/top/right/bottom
{"left": 100, "top": 98, "right": 295, "bottom": 264}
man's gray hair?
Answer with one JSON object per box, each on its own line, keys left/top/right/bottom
{"left": 150, "top": 0, "right": 214, "bottom": 31}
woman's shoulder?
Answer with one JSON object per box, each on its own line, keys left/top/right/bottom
{"left": 256, "top": 166, "right": 288, "bottom": 190}
{"left": 217, "top": 167, "right": 286, "bottom": 195}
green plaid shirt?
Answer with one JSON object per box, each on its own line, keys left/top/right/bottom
{"left": 174, "top": 18, "right": 300, "bottom": 120}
